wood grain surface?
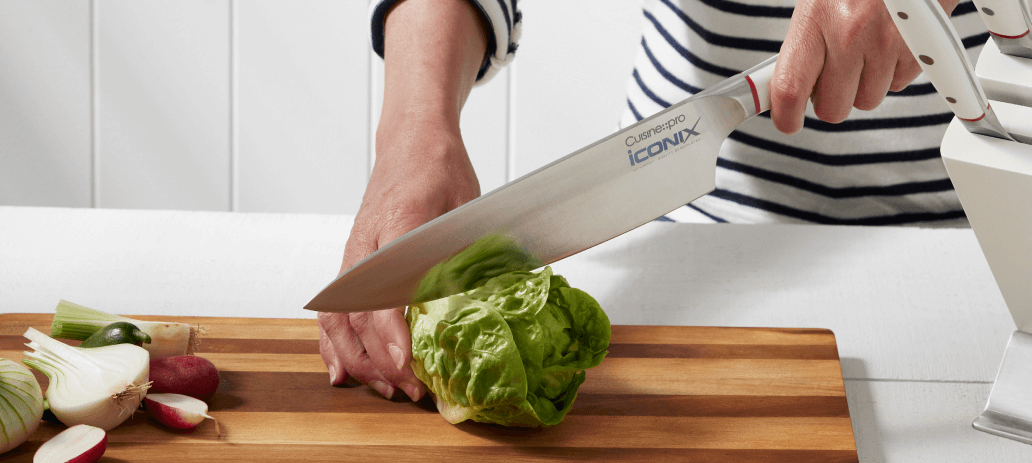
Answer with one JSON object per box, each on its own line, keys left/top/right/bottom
{"left": 0, "top": 314, "right": 858, "bottom": 462}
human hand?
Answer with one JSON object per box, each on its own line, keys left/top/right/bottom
{"left": 769, "top": 0, "right": 960, "bottom": 133}
{"left": 318, "top": 117, "right": 481, "bottom": 401}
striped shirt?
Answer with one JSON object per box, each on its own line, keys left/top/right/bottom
{"left": 371, "top": 0, "right": 987, "bottom": 227}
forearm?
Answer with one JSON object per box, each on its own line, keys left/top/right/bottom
{"left": 380, "top": 0, "right": 488, "bottom": 137}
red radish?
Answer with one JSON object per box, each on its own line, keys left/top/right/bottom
{"left": 145, "top": 393, "right": 219, "bottom": 434}
{"left": 33, "top": 424, "right": 106, "bottom": 463}
{"left": 149, "top": 355, "right": 220, "bottom": 401}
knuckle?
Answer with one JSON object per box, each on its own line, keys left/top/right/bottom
{"left": 318, "top": 311, "right": 350, "bottom": 334}
{"left": 770, "top": 69, "right": 812, "bottom": 107}
{"left": 344, "top": 362, "right": 380, "bottom": 385}
{"left": 319, "top": 328, "right": 334, "bottom": 354}
{"left": 853, "top": 95, "right": 883, "bottom": 111}
{"left": 349, "top": 311, "right": 374, "bottom": 336}
{"left": 853, "top": 97, "right": 881, "bottom": 111}
{"left": 813, "top": 101, "right": 850, "bottom": 124}
{"left": 318, "top": 334, "right": 334, "bottom": 364}
{"left": 890, "top": 60, "right": 922, "bottom": 91}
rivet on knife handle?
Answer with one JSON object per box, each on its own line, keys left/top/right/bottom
{"left": 883, "top": 0, "right": 1017, "bottom": 141}
{"left": 970, "top": 0, "right": 1032, "bottom": 58}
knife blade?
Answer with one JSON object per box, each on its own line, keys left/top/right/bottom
{"left": 305, "top": 54, "right": 779, "bottom": 313}
{"left": 970, "top": 0, "right": 1032, "bottom": 58}
{"left": 883, "top": 0, "right": 1020, "bottom": 142}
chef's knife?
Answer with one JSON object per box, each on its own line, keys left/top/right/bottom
{"left": 970, "top": 0, "right": 1032, "bottom": 58}
{"left": 305, "top": 55, "right": 778, "bottom": 313}
{"left": 883, "top": 0, "right": 1022, "bottom": 142}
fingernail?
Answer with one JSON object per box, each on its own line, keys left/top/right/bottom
{"left": 388, "top": 343, "right": 406, "bottom": 371}
{"left": 400, "top": 381, "right": 423, "bottom": 402}
{"left": 328, "top": 365, "right": 337, "bottom": 385}
{"left": 370, "top": 381, "right": 395, "bottom": 400}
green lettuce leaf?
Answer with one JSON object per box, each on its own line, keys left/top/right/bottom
{"left": 412, "top": 235, "right": 541, "bottom": 304}
{"left": 407, "top": 266, "right": 610, "bottom": 427}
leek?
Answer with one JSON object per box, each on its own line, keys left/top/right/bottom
{"left": 50, "top": 300, "right": 204, "bottom": 358}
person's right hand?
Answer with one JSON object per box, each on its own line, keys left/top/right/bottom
{"left": 768, "top": 0, "right": 960, "bottom": 134}
{"left": 318, "top": 114, "right": 481, "bottom": 401}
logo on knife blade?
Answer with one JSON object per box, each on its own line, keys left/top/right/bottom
{"left": 626, "top": 116, "right": 702, "bottom": 166}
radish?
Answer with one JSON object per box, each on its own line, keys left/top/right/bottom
{"left": 33, "top": 424, "right": 107, "bottom": 463}
{"left": 149, "top": 356, "right": 220, "bottom": 402}
{"left": 145, "top": 393, "right": 219, "bottom": 434}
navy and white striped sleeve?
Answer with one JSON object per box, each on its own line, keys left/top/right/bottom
{"left": 369, "top": 0, "right": 521, "bottom": 84}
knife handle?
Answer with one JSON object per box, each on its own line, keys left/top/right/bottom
{"left": 970, "top": 0, "right": 1031, "bottom": 38}
{"left": 971, "top": 0, "right": 1032, "bottom": 58}
{"left": 883, "top": 0, "right": 991, "bottom": 121}
{"left": 743, "top": 57, "right": 776, "bottom": 115}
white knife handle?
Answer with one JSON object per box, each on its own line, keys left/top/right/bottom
{"left": 744, "top": 58, "right": 776, "bottom": 115}
{"left": 698, "top": 54, "right": 777, "bottom": 124}
{"left": 884, "top": 0, "right": 990, "bottom": 121}
{"left": 970, "top": 0, "right": 1031, "bottom": 38}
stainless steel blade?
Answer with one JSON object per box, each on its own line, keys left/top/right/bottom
{"left": 305, "top": 56, "right": 777, "bottom": 313}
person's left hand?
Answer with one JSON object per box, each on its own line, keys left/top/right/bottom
{"left": 768, "top": 0, "right": 960, "bottom": 134}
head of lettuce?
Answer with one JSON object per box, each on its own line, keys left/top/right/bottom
{"left": 406, "top": 266, "right": 610, "bottom": 427}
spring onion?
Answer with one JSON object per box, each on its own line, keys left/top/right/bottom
{"left": 50, "top": 300, "right": 204, "bottom": 358}
{"left": 0, "top": 358, "right": 44, "bottom": 455}
{"left": 22, "top": 328, "right": 150, "bottom": 431}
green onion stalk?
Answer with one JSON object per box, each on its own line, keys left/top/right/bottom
{"left": 50, "top": 300, "right": 204, "bottom": 358}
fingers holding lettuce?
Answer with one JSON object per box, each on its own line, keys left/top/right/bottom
{"left": 317, "top": 129, "right": 613, "bottom": 428}
{"left": 318, "top": 123, "right": 481, "bottom": 402}
{"left": 318, "top": 0, "right": 608, "bottom": 426}
{"left": 320, "top": 0, "right": 488, "bottom": 403}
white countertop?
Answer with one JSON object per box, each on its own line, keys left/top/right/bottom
{"left": 2, "top": 205, "right": 1030, "bottom": 461}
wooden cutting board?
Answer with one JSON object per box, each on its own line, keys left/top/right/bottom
{"left": 0, "top": 314, "right": 858, "bottom": 462}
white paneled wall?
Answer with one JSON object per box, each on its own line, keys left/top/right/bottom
{"left": 0, "top": 0, "right": 642, "bottom": 213}
{"left": 514, "top": 0, "right": 643, "bottom": 178}
{"left": 96, "top": 0, "right": 231, "bottom": 211}
{"left": 0, "top": 1, "right": 91, "bottom": 207}
{"left": 235, "top": 0, "right": 370, "bottom": 213}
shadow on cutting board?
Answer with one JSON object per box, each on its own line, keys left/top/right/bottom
{"left": 840, "top": 357, "right": 884, "bottom": 463}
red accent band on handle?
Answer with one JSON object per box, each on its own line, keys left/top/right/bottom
{"left": 958, "top": 112, "right": 987, "bottom": 122}
{"left": 990, "top": 30, "right": 1030, "bottom": 39}
{"left": 745, "top": 75, "right": 760, "bottom": 115}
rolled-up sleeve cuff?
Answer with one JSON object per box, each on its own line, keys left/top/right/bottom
{"left": 369, "top": 0, "right": 521, "bottom": 85}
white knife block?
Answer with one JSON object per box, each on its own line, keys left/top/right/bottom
{"left": 940, "top": 39, "right": 1032, "bottom": 445}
